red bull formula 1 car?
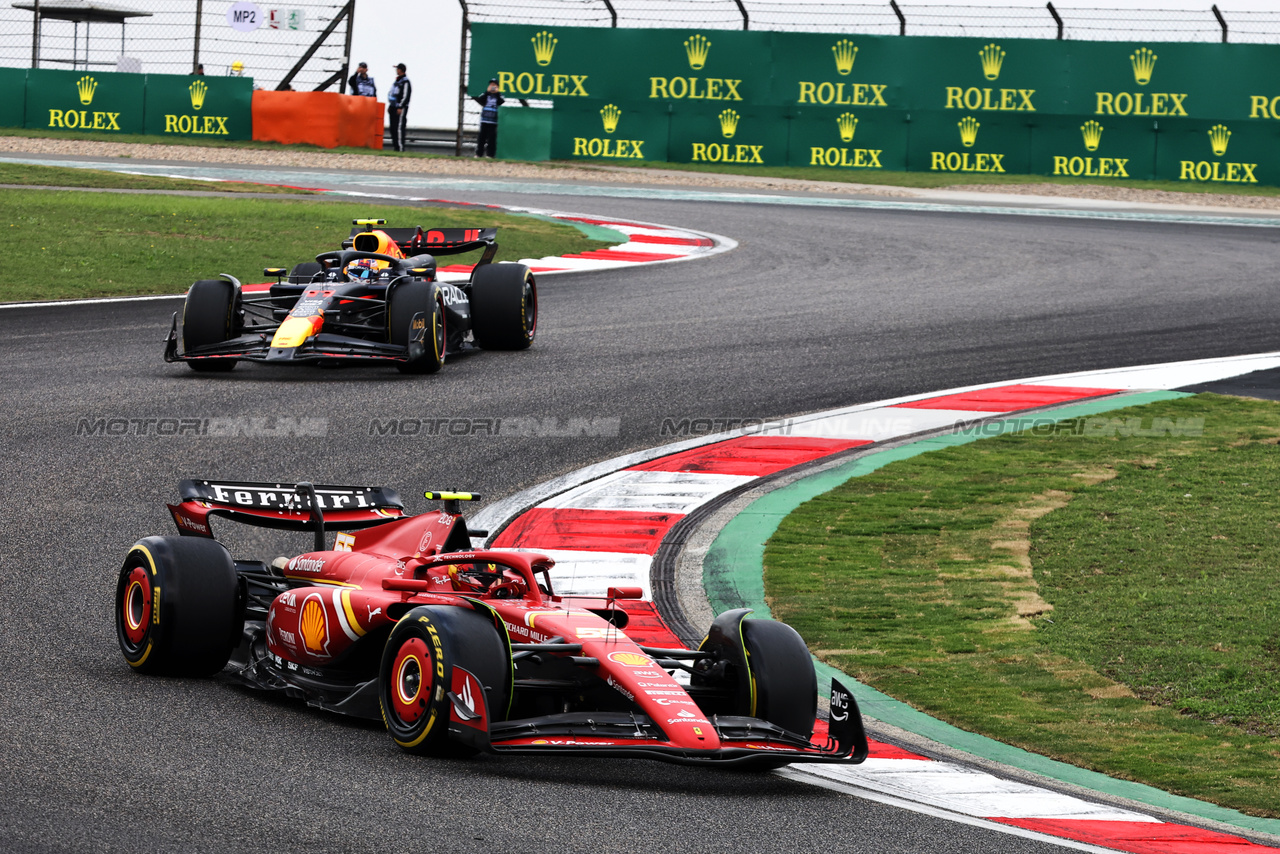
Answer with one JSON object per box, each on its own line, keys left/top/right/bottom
{"left": 163, "top": 219, "right": 536, "bottom": 373}
{"left": 115, "top": 481, "right": 869, "bottom": 767}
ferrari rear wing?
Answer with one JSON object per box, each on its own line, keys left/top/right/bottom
{"left": 342, "top": 226, "right": 498, "bottom": 258}
{"left": 168, "top": 479, "right": 404, "bottom": 547}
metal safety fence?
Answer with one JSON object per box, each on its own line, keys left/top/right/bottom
{"left": 0, "top": 0, "right": 354, "bottom": 92}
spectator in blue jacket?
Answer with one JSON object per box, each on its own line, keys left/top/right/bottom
{"left": 387, "top": 63, "right": 412, "bottom": 152}
{"left": 348, "top": 62, "right": 376, "bottom": 98}
{"left": 473, "top": 78, "right": 505, "bottom": 158}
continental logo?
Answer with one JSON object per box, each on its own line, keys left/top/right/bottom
{"left": 495, "top": 31, "right": 588, "bottom": 98}
{"left": 930, "top": 116, "right": 1005, "bottom": 173}
{"left": 531, "top": 30, "right": 557, "bottom": 66}
{"left": 979, "top": 43, "right": 1005, "bottom": 81}
{"left": 808, "top": 111, "right": 884, "bottom": 170}
{"left": 651, "top": 34, "right": 739, "bottom": 101}
{"left": 1051, "top": 121, "right": 1130, "bottom": 178}
{"left": 571, "top": 103, "right": 644, "bottom": 159}
{"left": 76, "top": 75, "right": 97, "bottom": 105}
{"left": 1096, "top": 46, "right": 1185, "bottom": 116}
{"left": 685, "top": 34, "right": 711, "bottom": 70}
{"left": 49, "top": 75, "right": 122, "bottom": 130}
{"left": 1180, "top": 123, "right": 1257, "bottom": 184}
{"left": 832, "top": 39, "right": 857, "bottom": 75}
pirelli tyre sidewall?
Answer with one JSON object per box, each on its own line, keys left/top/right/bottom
{"left": 115, "top": 536, "right": 241, "bottom": 676}
{"left": 182, "top": 279, "right": 242, "bottom": 372}
{"left": 469, "top": 263, "right": 536, "bottom": 351}
{"left": 378, "top": 605, "right": 509, "bottom": 756}
{"left": 387, "top": 280, "right": 445, "bottom": 374}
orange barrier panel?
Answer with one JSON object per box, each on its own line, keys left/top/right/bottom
{"left": 252, "top": 91, "right": 384, "bottom": 150}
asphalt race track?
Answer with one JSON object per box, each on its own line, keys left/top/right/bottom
{"left": 4, "top": 168, "right": 1280, "bottom": 853}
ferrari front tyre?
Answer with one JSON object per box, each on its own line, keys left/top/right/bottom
{"left": 387, "top": 281, "right": 445, "bottom": 374}
{"left": 182, "top": 279, "right": 242, "bottom": 372}
{"left": 378, "top": 605, "right": 510, "bottom": 756}
{"left": 470, "top": 263, "right": 536, "bottom": 350}
{"left": 115, "top": 536, "right": 241, "bottom": 676}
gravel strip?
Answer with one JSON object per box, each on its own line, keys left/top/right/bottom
{"left": 4, "top": 134, "right": 1278, "bottom": 210}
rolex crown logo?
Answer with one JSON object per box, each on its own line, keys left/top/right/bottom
{"left": 600, "top": 103, "right": 621, "bottom": 134}
{"left": 76, "top": 75, "right": 97, "bottom": 106}
{"left": 836, "top": 111, "right": 858, "bottom": 143}
{"left": 832, "top": 39, "right": 858, "bottom": 76}
{"left": 979, "top": 44, "right": 1005, "bottom": 81}
{"left": 1130, "top": 47, "right": 1157, "bottom": 85}
{"left": 189, "top": 79, "right": 208, "bottom": 110}
{"left": 685, "top": 34, "right": 711, "bottom": 70}
{"left": 1208, "top": 123, "right": 1231, "bottom": 157}
{"left": 1080, "top": 120, "right": 1103, "bottom": 152}
{"left": 957, "top": 115, "right": 980, "bottom": 148}
{"left": 531, "top": 30, "right": 557, "bottom": 66}
{"left": 718, "top": 108, "right": 740, "bottom": 139}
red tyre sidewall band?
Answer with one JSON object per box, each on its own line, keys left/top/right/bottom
{"left": 123, "top": 566, "right": 151, "bottom": 646}
{"left": 391, "top": 637, "right": 431, "bottom": 724}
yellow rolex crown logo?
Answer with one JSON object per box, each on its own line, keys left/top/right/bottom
{"left": 836, "top": 111, "right": 858, "bottom": 143}
{"left": 1130, "top": 47, "right": 1157, "bottom": 85}
{"left": 531, "top": 30, "right": 557, "bottom": 66}
{"left": 958, "top": 115, "right": 980, "bottom": 147}
{"left": 979, "top": 44, "right": 1005, "bottom": 81}
{"left": 76, "top": 75, "right": 97, "bottom": 105}
{"left": 718, "top": 108, "right": 740, "bottom": 139}
{"left": 600, "top": 103, "right": 621, "bottom": 134}
{"left": 832, "top": 39, "right": 858, "bottom": 76}
{"left": 1208, "top": 123, "right": 1231, "bottom": 157}
{"left": 188, "top": 79, "right": 208, "bottom": 110}
{"left": 1080, "top": 120, "right": 1103, "bottom": 152}
{"left": 685, "top": 34, "right": 711, "bottom": 70}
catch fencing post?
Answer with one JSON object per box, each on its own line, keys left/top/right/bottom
{"left": 1212, "top": 5, "right": 1228, "bottom": 43}
{"left": 456, "top": 0, "right": 469, "bottom": 156}
{"left": 192, "top": 0, "right": 203, "bottom": 73}
{"left": 1047, "top": 2, "right": 1063, "bottom": 39}
{"left": 602, "top": 0, "right": 616, "bottom": 27}
{"left": 30, "top": 0, "right": 39, "bottom": 67}
{"left": 734, "top": 0, "right": 749, "bottom": 30}
{"left": 890, "top": 0, "right": 905, "bottom": 35}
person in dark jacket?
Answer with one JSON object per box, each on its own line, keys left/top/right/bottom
{"left": 387, "top": 63, "right": 411, "bottom": 152}
{"left": 473, "top": 78, "right": 504, "bottom": 158}
{"left": 347, "top": 62, "right": 376, "bottom": 98}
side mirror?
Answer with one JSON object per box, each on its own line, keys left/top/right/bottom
{"left": 263, "top": 267, "right": 286, "bottom": 277}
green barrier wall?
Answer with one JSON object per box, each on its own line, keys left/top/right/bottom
{"left": 143, "top": 74, "right": 253, "bottom": 140}
{"left": 473, "top": 23, "right": 1280, "bottom": 186}
{"left": 0, "top": 67, "right": 25, "bottom": 128}
{"left": 26, "top": 68, "right": 146, "bottom": 134}
{"left": 11, "top": 68, "right": 252, "bottom": 140}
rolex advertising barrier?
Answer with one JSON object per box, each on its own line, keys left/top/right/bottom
{"left": 478, "top": 23, "right": 1280, "bottom": 187}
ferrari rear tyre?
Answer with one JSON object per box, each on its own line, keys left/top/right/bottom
{"left": 379, "top": 605, "right": 510, "bottom": 756}
{"left": 470, "top": 263, "right": 536, "bottom": 350}
{"left": 288, "top": 261, "right": 324, "bottom": 284}
{"left": 694, "top": 610, "right": 817, "bottom": 740}
{"left": 115, "top": 536, "right": 241, "bottom": 676}
{"left": 182, "top": 279, "right": 241, "bottom": 372}
{"left": 387, "top": 281, "right": 445, "bottom": 374}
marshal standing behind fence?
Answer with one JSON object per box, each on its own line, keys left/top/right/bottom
{"left": 472, "top": 78, "right": 505, "bottom": 158}
{"left": 387, "top": 62, "right": 411, "bottom": 152}
{"left": 348, "top": 61, "right": 376, "bottom": 98}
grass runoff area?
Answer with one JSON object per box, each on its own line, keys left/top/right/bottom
{"left": 0, "top": 187, "right": 614, "bottom": 301}
{"left": 0, "top": 161, "right": 310, "bottom": 194}
{"left": 766, "top": 394, "right": 1280, "bottom": 818}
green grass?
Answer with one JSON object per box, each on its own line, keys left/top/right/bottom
{"left": 0, "top": 161, "right": 311, "bottom": 193}
{"left": 0, "top": 190, "right": 613, "bottom": 301}
{"left": 0, "top": 126, "right": 450, "bottom": 159}
{"left": 765, "top": 394, "right": 1280, "bottom": 818}
{"left": 570, "top": 158, "right": 1280, "bottom": 198}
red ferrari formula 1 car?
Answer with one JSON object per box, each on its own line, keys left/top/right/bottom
{"left": 163, "top": 219, "right": 536, "bottom": 374}
{"left": 115, "top": 481, "right": 869, "bottom": 767}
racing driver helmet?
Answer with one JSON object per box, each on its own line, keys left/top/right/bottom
{"left": 344, "top": 257, "right": 387, "bottom": 281}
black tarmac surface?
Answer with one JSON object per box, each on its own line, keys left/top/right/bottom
{"left": 3, "top": 173, "right": 1280, "bottom": 853}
